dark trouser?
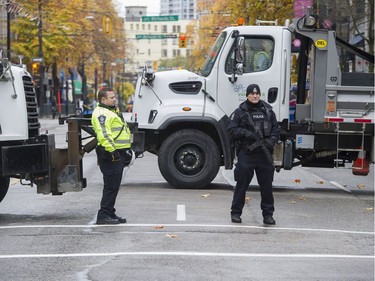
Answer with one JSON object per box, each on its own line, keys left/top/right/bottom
{"left": 96, "top": 149, "right": 127, "bottom": 219}
{"left": 231, "top": 150, "right": 275, "bottom": 218}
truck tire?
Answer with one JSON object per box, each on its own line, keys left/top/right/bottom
{"left": 0, "top": 176, "right": 10, "bottom": 203}
{"left": 158, "top": 129, "right": 220, "bottom": 189}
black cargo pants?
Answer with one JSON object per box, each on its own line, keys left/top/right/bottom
{"left": 231, "top": 149, "right": 275, "bottom": 218}
{"left": 96, "top": 147, "right": 128, "bottom": 219}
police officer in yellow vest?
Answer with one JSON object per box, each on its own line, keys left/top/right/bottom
{"left": 92, "top": 88, "right": 132, "bottom": 225}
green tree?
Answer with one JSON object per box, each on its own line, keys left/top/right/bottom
{"left": 159, "top": 56, "right": 189, "bottom": 70}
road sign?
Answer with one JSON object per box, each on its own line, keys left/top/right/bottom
{"left": 32, "top": 57, "right": 43, "bottom": 62}
{"left": 136, "top": 34, "right": 177, "bottom": 40}
{"left": 141, "top": 15, "right": 178, "bottom": 22}
{"left": 136, "top": 34, "right": 164, "bottom": 40}
{"left": 164, "top": 34, "right": 177, "bottom": 39}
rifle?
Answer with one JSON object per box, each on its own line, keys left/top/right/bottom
{"left": 244, "top": 111, "right": 274, "bottom": 167}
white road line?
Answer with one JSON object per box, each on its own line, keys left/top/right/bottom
{"left": 176, "top": 205, "right": 186, "bottom": 221}
{"left": 329, "top": 181, "right": 352, "bottom": 193}
{"left": 0, "top": 224, "right": 373, "bottom": 235}
{"left": 0, "top": 252, "right": 373, "bottom": 259}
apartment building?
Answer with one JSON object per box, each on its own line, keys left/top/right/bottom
{"left": 160, "top": 0, "right": 197, "bottom": 20}
{"left": 124, "top": 6, "right": 193, "bottom": 74}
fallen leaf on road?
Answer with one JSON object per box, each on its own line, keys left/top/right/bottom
{"left": 294, "top": 179, "right": 301, "bottom": 183}
{"left": 201, "top": 194, "right": 210, "bottom": 198}
{"left": 365, "top": 207, "right": 373, "bottom": 211}
{"left": 357, "top": 184, "right": 365, "bottom": 189}
{"left": 245, "top": 196, "right": 251, "bottom": 202}
{"left": 166, "top": 234, "right": 178, "bottom": 238}
{"left": 153, "top": 225, "right": 164, "bottom": 229}
{"left": 299, "top": 196, "right": 307, "bottom": 200}
{"left": 316, "top": 180, "right": 324, "bottom": 184}
{"left": 290, "top": 200, "right": 297, "bottom": 204}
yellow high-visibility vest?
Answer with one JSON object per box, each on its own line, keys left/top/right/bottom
{"left": 91, "top": 105, "right": 131, "bottom": 152}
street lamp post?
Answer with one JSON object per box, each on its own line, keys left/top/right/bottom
{"left": 6, "top": 2, "right": 11, "bottom": 59}
{"left": 37, "top": 0, "right": 45, "bottom": 116}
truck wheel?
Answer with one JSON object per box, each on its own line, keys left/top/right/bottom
{"left": 0, "top": 176, "right": 10, "bottom": 203}
{"left": 158, "top": 130, "right": 220, "bottom": 189}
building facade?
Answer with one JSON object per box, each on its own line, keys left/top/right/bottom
{"left": 124, "top": 6, "right": 193, "bottom": 74}
{"left": 160, "top": 0, "right": 197, "bottom": 20}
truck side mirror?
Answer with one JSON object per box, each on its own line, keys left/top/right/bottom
{"left": 229, "top": 36, "right": 245, "bottom": 83}
{"left": 235, "top": 37, "right": 245, "bottom": 63}
{"left": 235, "top": 63, "right": 244, "bottom": 75}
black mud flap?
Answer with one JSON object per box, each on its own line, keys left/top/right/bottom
{"left": 283, "top": 139, "right": 294, "bottom": 170}
{"left": 2, "top": 143, "right": 48, "bottom": 176}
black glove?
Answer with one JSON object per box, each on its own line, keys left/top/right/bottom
{"left": 110, "top": 150, "right": 121, "bottom": 162}
{"left": 264, "top": 138, "right": 274, "bottom": 150}
{"left": 243, "top": 130, "right": 257, "bottom": 140}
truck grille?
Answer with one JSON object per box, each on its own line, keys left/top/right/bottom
{"left": 23, "top": 76, "right": 40, "bottom": 137}
{"left": 169, "top": 81, "right": 202, "bottom": 95}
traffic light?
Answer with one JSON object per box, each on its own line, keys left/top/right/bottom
{"left": 102, "top": 15, "right": 113, "bottom": 34}
{"left": 179, "top": 33, "right": 187, "bottom": 48}
{"left": 31, "top": 62, "right": 40, "bottom": 77}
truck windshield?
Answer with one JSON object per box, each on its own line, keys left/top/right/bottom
{"left": 200, "top": 32, "right": 227, "bottom": 77}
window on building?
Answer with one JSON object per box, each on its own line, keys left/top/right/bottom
{"left": 173, "top": 25, "right": 177, "bottom": 33}
{"left": 130, "top": 24, "right": 133, "bottom": 30}
{"left": 142, "top": 24, "right": 145, "bottom": 30}
{"left": 162, "top": 25, "right": 167, "bottom": 33}
{"left": 177, "top": 49, "right": 181, "bottom": 56}
{"left": 148, "top": 49, "right": 151, "bottom": 56}
{"left": 162, "top": 49, "right": 168, "bottom": 57}
{"left": 177, "top": 26, "right": 181, "bottom": 33}
{"left": 136, "top": 24, "right": 139, "bottom": 30}
{"left": 173, "top": 50, "right": 176, "bottom": 57}
{"left": 154, "top": 25, "right": 158, "bottom": 31}
{"left": 148, "top": 24, "right": 151, "bottom": 30}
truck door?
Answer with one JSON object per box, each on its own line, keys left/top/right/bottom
{"left": 217, "top": 28, "right": 291, "bottom": 122}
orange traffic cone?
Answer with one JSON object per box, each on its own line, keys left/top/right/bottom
{"left": 352, "top": 147, "right": 369, "bottom": 176}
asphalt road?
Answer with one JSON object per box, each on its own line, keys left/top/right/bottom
{"left": 0, "top": 118, "right": 373, "bottom": 281}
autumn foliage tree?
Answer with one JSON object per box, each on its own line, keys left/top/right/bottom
{"left": 187, "top": 0, "right": 294, "bottom": 71}
{"left": 10, "top": 0, "right": 126, "bottom": 102}
{"left": 227, "top": 0, "right": 294, "bottom": 26}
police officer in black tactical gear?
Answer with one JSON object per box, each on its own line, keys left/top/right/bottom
{"left": 228, "top": 84, "right": 281, "bottom": 225}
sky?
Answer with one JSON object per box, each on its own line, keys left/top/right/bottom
{"left": 114, "top": 0, "right": 161, "bottom": 16}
